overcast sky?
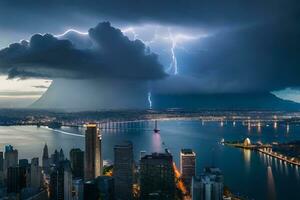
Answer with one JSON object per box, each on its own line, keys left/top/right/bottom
{"left": 0, "top": 0, "right": 300, "bottom": 108}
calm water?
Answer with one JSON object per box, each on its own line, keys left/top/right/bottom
{"left": 0, "top": 120, "right": 299, "bottom": 200}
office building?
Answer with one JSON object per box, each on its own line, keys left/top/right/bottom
{"left": 114, "top": 141, "right": 134, "bottom": 200}
{"left": 7, "top": 166, "right": 20, "bottom": 193}
{"left": 42, "top": 143, "right": 50, "bottom": 173}
{"left": 49, "top": 160, "right": 72, "bottom": 200}
{"left": 0, "top": 152, "right": 4, "bottom": 186}
{"left": 19, "top": 159, "right": 29, "bottom": 190}
{"left": 73, "top": 179, "right": 84, "bottom": 200}
{"left": 51, "top": 149, "right": 59, "bottom": 166}
{"left": 70, "top": 148, "right": 84, "bottom": 179}
{"left": 140, "top": 150, "right": 175, "bottom": 200}
{"left": 85, "top": 124, "right": 102, "bottom": 181}
{"left": 96, "top": 176, "right": 114, "bottom": 200}
{"left": 191, "top": 167, "right": 224, "bottom": 200}
{"left": 84, "top": 180, "right": 100, "bottom": 200}
{"left": 59, "top": 149, "right": 65, "bottom": 162}
{"left": 180, "top": 149, "right": 196, "bottom": 190}
{"left": 4, "top": 145, "right": 18, "bottom": 175}
{"left": 30, "top": 158, "right": 41, "bottom": 189}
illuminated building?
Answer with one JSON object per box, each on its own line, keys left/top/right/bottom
{"left": 243, "top": 138, "right": 251, "bottom": 146}
{"left": 180, "top": 149, "right": 196, "bottom": 190}
{"left": 114, "top": 141, "right": 134, "bottom": 200}
{"left": 70, "top": 148, "right": 84, "bottom": 179}
{"left": 140, "top": 150, "right": 175, "bottom": 200}
{"left": 191, "top": 167, "right": 223, "bottom": 200}
{"left": 84, "top": 124, "right": 102, "bottom": 181}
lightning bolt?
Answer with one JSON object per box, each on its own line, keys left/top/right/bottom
{"left": 147, "top": 91, "right": 152, "bottom": 109}
{"left": 55, "top": 26, "right": 204, "bottom": 109}
{"left": 54, "top": 29, "right": 88, "bottom": 37}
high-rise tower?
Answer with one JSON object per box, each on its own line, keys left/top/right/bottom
{"left": 84, "top": 124, "right": 102, "bottom": 181}
{"left": 180, "top": 149, "right": 196, "bottom": 190}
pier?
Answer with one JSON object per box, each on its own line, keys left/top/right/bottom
{"left": 224, "top": 138, "right": 300, "bottom": 167}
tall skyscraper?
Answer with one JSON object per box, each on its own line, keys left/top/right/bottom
{"left": 59, "top": 148, "right": 65, "bottom": 162}
{"left": 7, "top": 166, "right": 20, "bottom": 193}
{"left": 19, "top": 159, "right": 29, "bottom": 190}
{"left": 114, "top": 141, "right": 134, "bottom": 200}
{"left": 180, "top": 149, "right": 196, "bottom": 190}
{"left": 42, "top": 143, "right": 50, "bottom": 173}
{"left": 191, "top": 167, "right": 224, "bottom": 200}
{"left": 140, "top": 150, "right": 175, "bottom": 200}
{"left": 30, "top": 158, "right": 41, "bottom": 189}
{"left": 0, "top": 152, "right": 3, "bottom": 171}
{"left": 84, "top": 124, "right": 102, "bottom": 181}
{"left": 51, "top": 149, "right": 59, "bottom": 166}
{"left": 0, "top": 152, "right": 4, "bottom": 186}
{"left": 4, "top": 145, "right": 18, "bottom": 176}
{"left": 70, "top": 148, "right": 84, "bottom": 179}
{"left": 49, "top": 160, "right": 72, "bottom": 200}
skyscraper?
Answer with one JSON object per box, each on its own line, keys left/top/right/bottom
{"left": 0, "top": 152, "right": 4, "bottom": 186}
{"left": 30, "top": 157, "right": 41, "bottom": 189}
{"left": 96, "top": 176, "right": 114, "bottom": 200}
{"left": 4, "top": 145, "right": 18, "bottom": 176}
{"left": 191, "top": 167, "right": 224, "bottom": 200}
{"left": 70, "top": 148, "right": 84, "bottom": 179}
{"left": 180, "top": 149, "right": 196, "bottom": 190}
{"left": 7, "top": 166, "right": 20, "bottom": 193}
{"left": 49, "top": 160, "right": 72, "bottom": 200}
{"left": 114, "top": 141, "right": 134, "bottom": 200}
{"left": 140, "top": 150, "right": 175, "bottom": 200}
{"left": 42, "top": 143, "right": 50, "bottom": 173}
{"left": 84, "top": 124, "right": 102, "bottom": 181}
{"left": 19, "top": 159, "right": 29, "bottom": 190}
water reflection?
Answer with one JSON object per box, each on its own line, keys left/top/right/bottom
{"left": 243, "top": 149, "right": 251, "bottom": 173}
{"left": 152, "top": 133, "right": 162, "bottom": 153}
{"left": 267, "top": 166, "right": 276, "bottom": 200}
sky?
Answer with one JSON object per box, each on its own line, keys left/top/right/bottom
{"left": 0, "top": 0, "right": 300, "bottom": 108}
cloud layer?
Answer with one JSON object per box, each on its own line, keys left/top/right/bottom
{"left": 0, "top": 22, "right": 166, "bottom": 80}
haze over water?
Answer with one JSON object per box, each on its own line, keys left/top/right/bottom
{"left": 0, "top": 120, "right": 299, "bottom": 200}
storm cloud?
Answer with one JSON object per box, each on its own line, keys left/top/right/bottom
{"left": 0, "top": 0, "right": 300, "bottom": 94}
{"left": 0, "top": 22, "right": 166, "bottom": 80}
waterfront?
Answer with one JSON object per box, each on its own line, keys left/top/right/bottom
{"left": 0, "top": 120, "right": 299, "bottom": 199}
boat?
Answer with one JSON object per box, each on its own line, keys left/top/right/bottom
{"left": 153, "top": 120, "right": 160, "bottom": 133}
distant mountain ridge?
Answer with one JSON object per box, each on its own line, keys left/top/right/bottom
{"left": 151, "top": 93, "right": 300, "bottom": 110}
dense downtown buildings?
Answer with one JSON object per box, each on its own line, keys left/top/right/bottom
{"left": 0, "top": 123, "right": 227, "bottom": 200}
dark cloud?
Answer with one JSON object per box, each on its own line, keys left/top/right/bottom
{"left": 0, "top": 22, "right": 166, "bottom": 80}
{"left": 0, "top": 0, "right": 297, "bottom": 31}
{"left": 168, "top": 18, "right": 300, "bottom": 93}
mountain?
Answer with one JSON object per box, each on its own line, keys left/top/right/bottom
{"left": 31, "top": 79, "right": 300, "bottom": 111}
{"left": 151, "top": 93, "right": 300, "bottom": 110}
